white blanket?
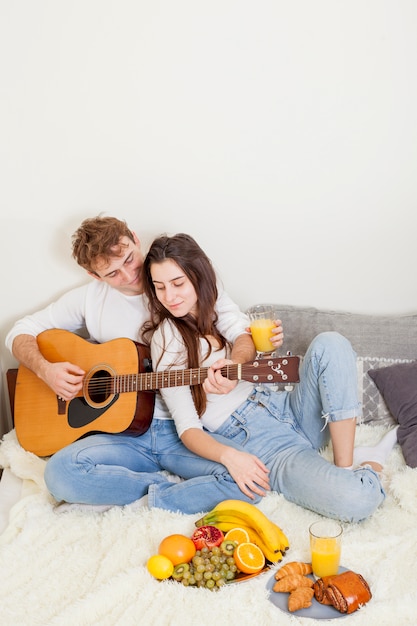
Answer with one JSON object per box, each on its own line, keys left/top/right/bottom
{"left": 0, "top": 425, "right": 416, "bottom": 626}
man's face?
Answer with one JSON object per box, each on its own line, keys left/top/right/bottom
{"left": 90, "top": 234, "right": 144, "bottom": 296}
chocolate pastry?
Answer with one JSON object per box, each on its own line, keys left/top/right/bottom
{"left": 314, "top": 570, "right": 372, "bottom": 614}
{"left": 313, "top": 575, "right": 336, "bottom": 605}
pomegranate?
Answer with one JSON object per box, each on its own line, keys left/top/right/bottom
{"left": 191, "top": 525, "right": 224, "bottom": 550}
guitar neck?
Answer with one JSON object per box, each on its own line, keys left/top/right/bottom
{"left": 85, "top": 356, "right": 298, "bottom": 398}
{"left": 113, "top": 364, "right": 239, "bottom": 394}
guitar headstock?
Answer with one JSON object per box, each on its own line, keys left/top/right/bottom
{"left": 241, "top": 356, "right": 300, "bottom": 384}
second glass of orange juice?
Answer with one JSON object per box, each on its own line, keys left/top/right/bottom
{"left": 309, "top": 520, "right": 343, "bottom": 579}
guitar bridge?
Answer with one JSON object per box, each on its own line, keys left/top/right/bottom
{"left": 57, "top": 397, "right": 67, "bottom": 414}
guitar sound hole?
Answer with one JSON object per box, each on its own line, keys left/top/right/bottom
{"left": 88, "top": 370, "right": 112, "bottom": 403}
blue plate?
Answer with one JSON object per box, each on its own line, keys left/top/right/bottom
{"left": 266, "top": 566, "right": 348, "bottom": 619}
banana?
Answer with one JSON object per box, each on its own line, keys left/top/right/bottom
{"left": 213, "top": 520, "right": 255, "bottom": 538}
{"left": 214, "top": 520, "right": 283, "bottom": 563}
{"left": 212, "top": 520, "right": 249, "bottom": 533}
{"left": 214, "top": 500, "right": 288, "bottom": 551}
{"left": 196, "top": 499, "right": 289, "bottom": 554}
{"left": 205, "top": 514, "right": 251, "bottom": 528}
{"left": 248, "top": 534, "right": 283, "bottom": 563}
{"left": 274, "top": 523, "right": 290, "bottom": 552}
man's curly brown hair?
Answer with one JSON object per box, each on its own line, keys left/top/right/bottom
{"left": 72, "top": 216, "right": 135, "bottom": 273}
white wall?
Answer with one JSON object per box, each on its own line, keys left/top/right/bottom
{"left": 1, "top": 1, "right": 417, "bottom": 430}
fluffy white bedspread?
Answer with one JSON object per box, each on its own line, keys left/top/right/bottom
{"left": 0, "top": 424, "right": 416, "bottom": 626}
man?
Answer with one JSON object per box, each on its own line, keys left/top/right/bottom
{"left": 7, "top": 216, "right": 257, "bottom": 401}
{"left": 6, "top": 216, "right": 281, "bottom": 511}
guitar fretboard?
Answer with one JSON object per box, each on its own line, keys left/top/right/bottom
{"left": 111, "top": 364, "right": 239, "bottom": 393}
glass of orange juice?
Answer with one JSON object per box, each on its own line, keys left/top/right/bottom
{"left": 247, "top": 304, "right": 278, "bottom": 357}
{"left": 309, "top": 520, "right": 343, "bottom": 579}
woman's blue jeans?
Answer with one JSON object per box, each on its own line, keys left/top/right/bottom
{"left": 44, "top": 332, "right": 385, "bottom": 522}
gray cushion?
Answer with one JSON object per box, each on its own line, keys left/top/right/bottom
{"left": 270, "top": 304, "right": 417, "bottom": 361}
{"left": 368, "top": 363, "right": 417, "bottom": 468}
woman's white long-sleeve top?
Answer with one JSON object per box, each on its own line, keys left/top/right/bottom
{"left": 151, "top": 319, "right": 253, "bottom": 437}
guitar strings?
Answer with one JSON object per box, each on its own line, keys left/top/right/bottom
{"left": 70, "top": 359, "right": 289, "bottom": 396}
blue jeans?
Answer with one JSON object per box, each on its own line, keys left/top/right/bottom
{"left": 44, "top": 332, "right": 385, "bottom": 522}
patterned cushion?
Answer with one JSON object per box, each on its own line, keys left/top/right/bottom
{"left": 357, "top": 357, "right": 414, "bottom": 427}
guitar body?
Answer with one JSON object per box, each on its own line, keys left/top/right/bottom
{"left": 14, "top": 330, "right": 155, "bottom": 457}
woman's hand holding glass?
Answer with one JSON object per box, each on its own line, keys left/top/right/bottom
{"left": 245, "top": 319, "right": 284, "bottom": 353}
{"left": 270, "top": 319, "right": 284, "bottom": 350}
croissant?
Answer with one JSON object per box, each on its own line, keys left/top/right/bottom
{"left": 275, "top": 561, "right": 313, "bottom": 580}
{"left": 273, "top": 574, "right": 314, "bottom": 593}
{"left": 288, "top": 587, "right": 314, "bottom": 612}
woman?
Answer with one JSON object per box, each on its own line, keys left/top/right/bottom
{"left": 141, "top": 233, "right": 389, "bottom": 523}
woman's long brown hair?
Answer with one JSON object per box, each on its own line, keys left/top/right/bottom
{"left": 142, "top": 233, "right": 230, "bottom": 416}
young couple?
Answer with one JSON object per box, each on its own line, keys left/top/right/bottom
{"left": 7, "top": 217, "right": 394, "bottom": 522}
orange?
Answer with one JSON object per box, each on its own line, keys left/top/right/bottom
{"left": 158, "top": 534, "right": 196, "bottom": 566}
{"left": 224, "top": 527, "right": 250, "bottom": 545}
{"left": 233, "top": 542, "right": 265, "bottom": 574}
{"left": 147, "top": 554, "right": 174, "bottom": 580}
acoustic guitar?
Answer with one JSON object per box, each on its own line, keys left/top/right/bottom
{"left": 14, "top": 329, "right": 300, "bottom": 456}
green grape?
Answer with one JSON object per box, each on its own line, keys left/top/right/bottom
{"left": 168, "top": 542, "right": 242, "bottom": 591}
